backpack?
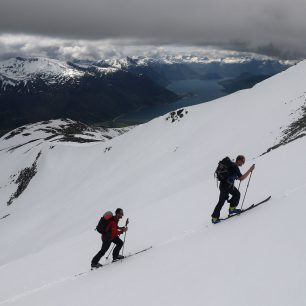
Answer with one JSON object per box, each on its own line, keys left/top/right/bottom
{"left": 215, "top": 157, "right": 233, "bottom": 182}
{"left": 96, "top": 211, "right": 113, "bottom": 234}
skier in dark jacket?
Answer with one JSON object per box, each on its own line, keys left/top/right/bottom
{"left": 91, "top": 208, "right": 128, "bottom": 268}
{"left": 211, "top": 155, "right": 255, "bottom": 224}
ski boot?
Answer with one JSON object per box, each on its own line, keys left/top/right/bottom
{"left": 91, "top": 262, "right": 103, "bottom": 269}
{"left": 211, "top": 217, "right": 220, "bottom": 224}
{"left": 228, "top": 207, "right": 242, "bottom": 216}
{"left": 113, "top": 255, "right": 125, "bottom": 262}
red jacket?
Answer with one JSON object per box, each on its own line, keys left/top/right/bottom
{"left": 103, "top": 217, "right": 124, "bottom": 241}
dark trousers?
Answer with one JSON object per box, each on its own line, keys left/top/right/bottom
{"left": 212, "top": 181, "right": 241, "bottom": 219}
{"left": 91, "top": 236, "right": 123, "bottom": 265}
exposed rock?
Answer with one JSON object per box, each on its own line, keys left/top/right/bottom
{"left": 7, "top": 151, "right": 41, "bottom": 205}
{"left": 166, "top": 108, "right": 189, "bottom": 123}
{"left": 262, "top": 98, "right": 306, "bottom": 155}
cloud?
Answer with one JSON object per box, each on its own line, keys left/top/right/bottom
{"left": 0, "top": 34, "right": 123, "bottom": 60}
{"left": 0, "top": 34, "right": 300, "bottom": 63}
{"left": 0, "top": 0, "right": 305, "bottom": 59}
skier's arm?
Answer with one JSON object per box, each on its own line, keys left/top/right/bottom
{"left": 117, "top": 225, "right": 128, "bottom": 235}
{"left": 118, "top": 218, "right": 129, "bottom": 233}
{"left": 239, "top": 164, "right": 255, "bottom": 181}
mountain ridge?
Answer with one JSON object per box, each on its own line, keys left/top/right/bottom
{"left": 0, "top": 55, "right": 293, "bottom": 90}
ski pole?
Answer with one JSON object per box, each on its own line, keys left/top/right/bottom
{"left": 121, "top": 218, "right": 129, "bottom": 256}
{"left": 106, "top": 245, "right": 115, "bottom": 260}
{"left": 240, "top": 171, "right": 253, "bottom": 210}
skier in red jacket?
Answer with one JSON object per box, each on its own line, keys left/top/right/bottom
{"left": 91, "top": 208, "right": 128, "bottom": 268}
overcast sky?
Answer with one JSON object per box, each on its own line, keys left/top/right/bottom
{"left": 1, "top": 0, "right": 305, "bottom": 60}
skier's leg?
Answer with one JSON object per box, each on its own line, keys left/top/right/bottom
{"left": 112, "top": 237, "right": 124, "bottom": 259}
{"left": 228, "top": 186, "right": 241, "bottom": 209}
{"left": 91, "top": 240, "right": 112, "bottom": 265}
{"left": 212, "top": 183, "right": 230, "bottom": 219}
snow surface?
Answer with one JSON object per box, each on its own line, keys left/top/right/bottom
{"left": 0, "top": 61, "right": 306, "bottom": 305}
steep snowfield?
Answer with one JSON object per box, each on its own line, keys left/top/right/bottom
{"left": 0, "top": 61, "right": 306, "bottom": 306}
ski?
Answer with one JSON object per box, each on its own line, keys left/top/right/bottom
{"left": 111, "top": 246, "right": 152, "bottom": 263}
{"left": 75, "top": 246, "right": 152, "bottom": 277}
{"left": 219, "top": 196, "right": 271, "bottom": 222}
{"left": 91, "top": 246, "right": 153, "bottom": 270}
{"left": 1, "top": 214, "right": 10, "bottom": 220}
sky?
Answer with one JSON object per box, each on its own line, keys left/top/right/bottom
{"left": 0, "top": 0, "right": 306, "bottom": 60}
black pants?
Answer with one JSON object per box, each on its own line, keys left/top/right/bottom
{"left": 211, "top": 181, "right": 240, "bottom": 219}
{"left": 91, "top": 236, "right": 123, "bottom": 265}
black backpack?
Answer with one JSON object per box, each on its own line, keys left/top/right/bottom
{"left": 215, "top": 157, "right": 233, "bottom": 181}
{"left": 96, "top": 211, "right": 113, "bottom": 234}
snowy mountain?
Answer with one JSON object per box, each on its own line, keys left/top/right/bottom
{"left": 0, "top": 55, "right": 292, "bottom": 134}
{"left": 0, "top": 57, "right": 81, "bottom": 91}
{"left": 0, "top": 55, "right": 292, "bottom": 91}
{"left": 0, "top": 57, "right": 120, "bottom": 89}
{"left": 106, "top": 52, "right": 294, "bottom": 66}
{"left": 0, "top": 56, "right": 178, "bottom": 133}
{"left": 1, "top": 58, "right": 306, "bottom": 305}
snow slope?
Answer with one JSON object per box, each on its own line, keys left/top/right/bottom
{"left": 0, "top": 61, "right": 306, "bottom": 306}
